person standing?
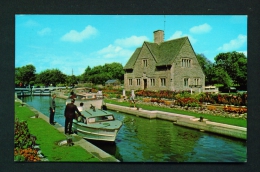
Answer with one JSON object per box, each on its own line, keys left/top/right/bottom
{"left": 130, "top": 94, "right": 136, "bottom": 108}
{"left": 64, "top": 99, "right": 81, "bottom": 134}
{"left": 49, "top": 93, "right": 56, "bottom": 125}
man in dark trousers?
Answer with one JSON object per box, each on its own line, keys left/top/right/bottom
{"left": 64, "top": 99, "right": 81, "bottom": 134}
{"left": 49, "top": 93, "right": 56, "bottom": 125}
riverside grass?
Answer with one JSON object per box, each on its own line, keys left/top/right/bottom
{"left": 104, "top": 99, "right": 247, "bottom": 128}
{"left": 15, "top": 102, "right": 100, "bottom": 162}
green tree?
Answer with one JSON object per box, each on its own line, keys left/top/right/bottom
{"left": 196, "top": 54, "right": 214, "bottom": 85}
{"left": 15, "top": 64, "right": 36, "bottom": 86}
{"left": 81, "top": 66, "right": 92, "bottom": 82}
{"left": 35, "top": 69, "right": 66, "bottom": 86}
{"left": 213, "top": 51, "right": 247, "bottom": 90}
{"left": 66, "top": 75, "right": 78, "bottom": 87}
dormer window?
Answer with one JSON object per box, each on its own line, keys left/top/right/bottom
{"left": 143, "top": 59, "right": 148, "bottom": 67}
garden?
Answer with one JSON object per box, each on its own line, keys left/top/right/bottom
{"left": 101, "top": 89, "right": 247, "bottom": 120}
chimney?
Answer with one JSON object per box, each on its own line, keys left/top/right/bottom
{"left": 153, "top": 30, "right": 164, "bottom": 44}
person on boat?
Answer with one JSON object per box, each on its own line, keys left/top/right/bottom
{"left": 77, "top": 102, "right": 85, "bottom": 122}
{"left": 64, "top": 98, "right": 82, "bottom": 134}
{"left": 70, "top": 90, "right": 76, "bottom": 99}
{"left": 49, "top": 93, "right": 56, "bottom": 125}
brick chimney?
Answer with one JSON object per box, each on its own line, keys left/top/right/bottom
{"left": 153, "top": 30, "right": 164, "bottom": 44}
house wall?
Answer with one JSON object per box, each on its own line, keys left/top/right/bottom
{"left": 124, "top": 39, "right": 205, "bottom": 93}
{"left": 172, "top": 39, "right": 205, "bottom": 92}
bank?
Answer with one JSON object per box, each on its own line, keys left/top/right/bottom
{"left": 105, "top": 103, "right": 246, "bottom": 140}
{"left": 14, "top": 96, "right": 119, "bottom": 162}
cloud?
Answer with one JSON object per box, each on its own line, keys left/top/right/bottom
{"left": 97, "top": 44, "right": 133, "bottom": 59}
{"left": 217, "top": 34, "right": 247, "bottom": 51}
{"left": 168, "top": 31, "right": 183, "bottom": 40}
{"left": 189, "top": 23, "right": 212, "bottom": 34}
{"left": 114, "top": 35, "right": 149, "bottom": 48}
{"left": 37, "top": 27, "right": 51, "bottom": 36}
{"left": 61, "top": 25, "right": 98, "bottom": 42}
{"left": 24, "top": 20, "right": 40, "bottom": 27}
{"left": 168, "top": 31, "right": 197, "bottom": 44}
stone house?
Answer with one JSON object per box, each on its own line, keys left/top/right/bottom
{"left": 123, "top": 30, "right": 205, "bottom": 92}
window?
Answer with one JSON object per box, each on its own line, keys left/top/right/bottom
{"left": 150, "top": 78, "right": 155, "bottom": 86}
{"left": 161, "top": 78, "right": 166, "bottom": 86}
{"left": 137, "top": 79, "right": 141, "bottom": 86}
{"left": 129, "top": 79, "right": 132, "bottom": 85}
{"left": 194, "top": 78, "right": 200, "bottom": 85}
{"left": 143, "top": 59, "right": 148, "bottom": 67}
{"left": 184, "top": 78, "right": 189, "bottom": 87}
{"left": 181, "top": 59, "right": 191, "bottom": 67}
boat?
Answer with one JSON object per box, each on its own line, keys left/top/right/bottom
{"left": 70, "top": 102, "right": 122, "bottom": 142}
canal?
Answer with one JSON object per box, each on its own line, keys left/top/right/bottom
{"left": 21, "top": 96, "right": 247, "bottom": 162}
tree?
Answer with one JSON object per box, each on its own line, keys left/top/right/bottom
{"left": 66, "top": 75, "right": 78, "bottom": 87}
{"left": 196, "top": 54, "right": 214, "bottom": 85}
{"left": 15, "top": 64, "right": 36, "bottom": 86}
{"left": 82, "top": 63, "right": 124, "bottom": 85}
{"left": 213, "top": 51, "right": 247, "bottom": 90}
{"left": 81, "top": 66, "right": 92, "bottom": 82}
{"left": 35, "top": 69, "right": 66, "bottom": 86}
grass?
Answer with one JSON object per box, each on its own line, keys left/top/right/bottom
{"left": 15, "top": 102, "right": 100, "bottom": 162}
{"left": 104, "top": 99, "right": 247, "bottom": 128}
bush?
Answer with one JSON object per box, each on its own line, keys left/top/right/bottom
{"left": 14, "top": 118, "right": 41, "bottom": 162}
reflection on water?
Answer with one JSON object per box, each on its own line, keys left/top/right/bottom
{"left": 21, "top": 96, "right": 247, "bottom": 162}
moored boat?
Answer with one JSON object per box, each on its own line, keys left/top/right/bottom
{"left": 71, "top": 106, "right": 122, "bottom": 142}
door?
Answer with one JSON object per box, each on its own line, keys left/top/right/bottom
{"left": 143, "top": 79, "right": 147, "bottom": 90}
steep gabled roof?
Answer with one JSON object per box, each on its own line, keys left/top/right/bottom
{"left": 123, "top": 47, "right": 141, "bottom": 70}
{"left": 156, "top": 37, "right": 187, "bottom": 66}
{"left": 123, "top": 36, "right": 189, "bottom": 69}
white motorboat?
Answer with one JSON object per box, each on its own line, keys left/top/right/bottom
{"left": 68, "top": 100, "right": 122, "bottom": 142}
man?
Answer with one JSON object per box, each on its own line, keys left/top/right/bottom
{"left": 49, "top": 93, "right": 56, "bottom": 125}
{"left": 64, "top": 99, "right": 81, "bottom": 134}
{"left": 130, "top": 94, "right": 136, "bottom": 108}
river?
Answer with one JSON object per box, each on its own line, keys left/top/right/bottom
{"left": 21, "top": 96, "right": 247, "bottom": 162}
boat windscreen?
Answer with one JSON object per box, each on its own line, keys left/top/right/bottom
{"left": 88, "top": 115, "right": 114, "bottom": 123}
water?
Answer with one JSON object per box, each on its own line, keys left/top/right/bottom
{"left": 21, "top": 96, "right": 247, "bottom": 162}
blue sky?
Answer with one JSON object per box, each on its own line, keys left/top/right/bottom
{"left": 15, "top": 15, "right": 247, "bottom": 76}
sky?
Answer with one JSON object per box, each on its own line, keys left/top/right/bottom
{"left": 15, "top": 15, "right": 247, "bottom": 76}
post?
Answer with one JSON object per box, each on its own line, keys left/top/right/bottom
{"left": 123, "top": 89, "right": 125, "bottom": 99}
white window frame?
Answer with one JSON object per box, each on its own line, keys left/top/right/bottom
{"left": 129, "top": 79, "right": 132, "bottom": 86}
{"left": 184, "top": 78, "right": 189, "bottom": 87}
{"left": 194, "top": 78, "right": 200, "bottom": 85}
{"left": 137, "top": 78, "right": 141, "bottom": 86}
{"left": 181, "top": 59, "right": 191, "bottom": 67}
{"left": 143, "top": 59, "right": 148, "bottom": 67}
{"left": 150, "top": 78, "right": 155, "bottom": 86}
{"left": 161, "top": 78, "right": 166, "bottom": 86}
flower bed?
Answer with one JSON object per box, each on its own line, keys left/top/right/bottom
{"left": 223, "top": 106, "right": 247, "bottom": 114}
{"left": 14, "top": 118, "right": 42, "bottom": 162}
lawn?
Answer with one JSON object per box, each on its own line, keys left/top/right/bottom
{"left": 15, "top": 102, "right": 100, "bottom": 162}
{"left": 104, "top": 99, "right": 247, "bottom": 128}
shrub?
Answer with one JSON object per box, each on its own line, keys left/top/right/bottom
{"left": 14, "top": 118, "right": 41, "bottom": 162}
